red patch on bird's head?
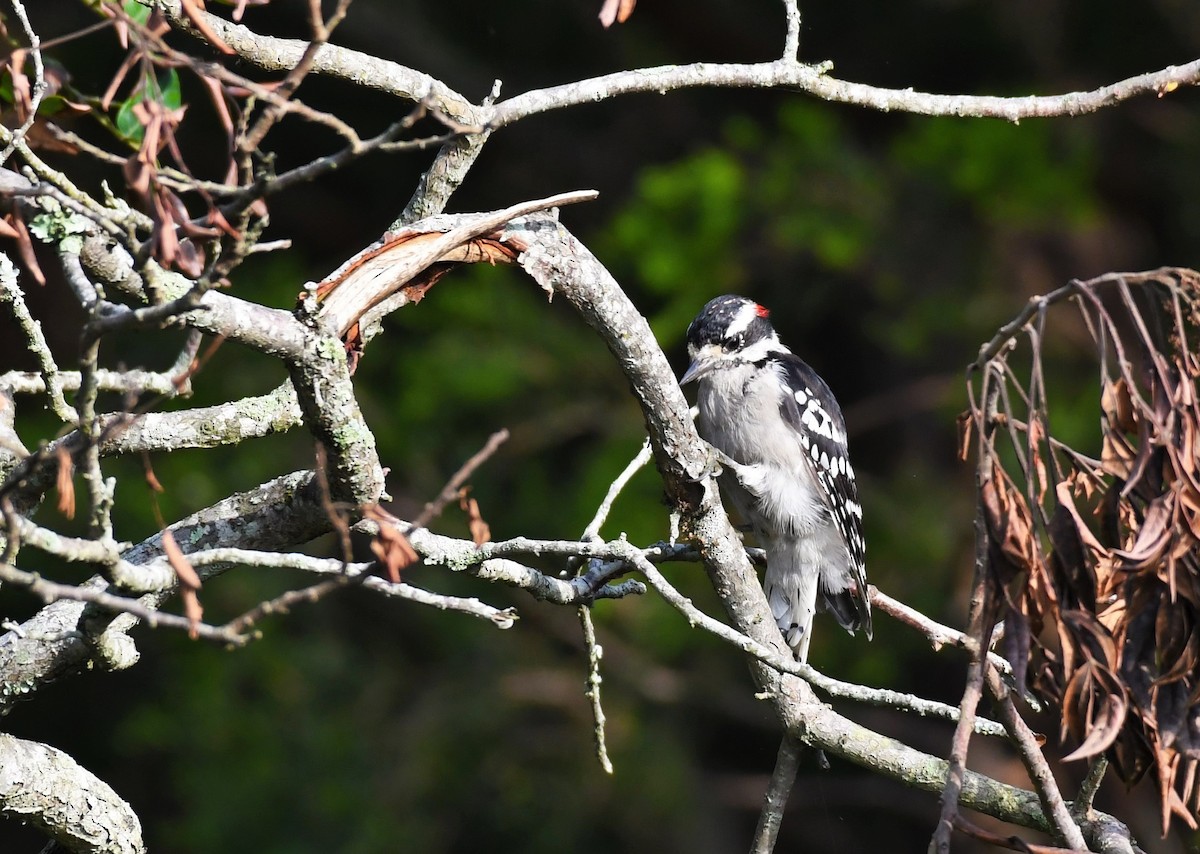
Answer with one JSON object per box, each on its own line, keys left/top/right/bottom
{"left": 755, "top": 303, "right": 770, "bottom": 319}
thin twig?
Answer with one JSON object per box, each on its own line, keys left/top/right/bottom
{"left": 0, "top": 559, "right": 251, "bottom": 646}
{"left": 581, "top": 438, "right": 653, "bottom": 542}
{"left": 574, "top": 437, "right": 652, "bottom": 775}
{"left": 933, "top": 365, "right": 1002, "bottom": 853}
{"left": 0, "top": 256, "right": 74, "bottom": 422}
{"left": 986, "top": 668, "right": 1088, "bottom": 849}
{"left": 223, "top": 429, "right": 510, "bottom": 633}
{"left": 752, "top": 735, "right": 802, "bottom": 853}
{"left": 410, "top": 428, "right": 509, "bottom": 532}
{"left": 579, "top": 606, "right": 613, "bottom": 774}
{"left": 779, "top": 0, "right": 801, "bottom": 60}
{"left": 0, "top": 0, "right": 46, "bottom": 167}
{"left": 1076, "top": 756, "right": 1109, "bottom": 819}
{"left": 951, "top": 814, "right": 1082, "bottom": 854}
{"left": 870, "top": 585, "right": 1012, "bottom": 673}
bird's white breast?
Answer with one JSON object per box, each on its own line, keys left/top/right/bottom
{"left": 696, "top": 363, "right": 828, "bottom": 538}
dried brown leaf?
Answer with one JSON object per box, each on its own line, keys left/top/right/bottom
{"left": 1101, "top": 429, "right": 1136, "bottom": 480}
{"left": 8, "top": 210, "right": 45, "bottom": 285}
{"left": 459, "top": 490, "right": 491, "bottom": 546}
{"left": 1029, "top": 416, "right": 1050, "bottom": 506}
{"left": 956, "top": 410, "right": 974, "bottom": 463}
{"left": 55, "top": 445, "right": 74, "bottom": 519}
{"left": 142, "top": 452, "right": 164, "bottom": 494}
{"left": 1063, "top": 686, "right": 1126, "bottom": 762}
{"left": 162, "top": 528, "right": 202, "bottom": 639}
{"left": 363, "top": 504, "right": 419, "bottom": 583}
{"left": 1047, "top": 498, "right": 1097, "bottom": 612}
{"left": 1117, "top": 494, "right": 1174, "bottom": 569}
{"left": 1103, "top": 376, "right": 1138, "bottom": 434}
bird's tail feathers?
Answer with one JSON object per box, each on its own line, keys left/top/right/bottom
{"left": 821, "top": 584, "right": 873, "bottom": 641}
{"left": 764, "top": 568, "right": 820, "bottom": 664}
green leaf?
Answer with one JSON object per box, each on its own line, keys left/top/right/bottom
{"left": 123, "top": 0, "right": 152, "bottom": 26}
{"left": 113, "top": 69, "right": 183, "bottom": 147}
{"left": 159, "top": 68, "right": 182, "bottom": 111}
{"left": 115, "top": 95, "right": 143, "bottom": 144}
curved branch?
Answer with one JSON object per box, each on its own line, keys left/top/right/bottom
{"left": 0, "top": 471, "right": 331, "bottom": 712}
{"left": 0, "top": 733, "right": 144, "bottom": 854}
{"left": 509, "top": 213, "right": 1141, "bottom": 849}
{"left": 158, "top": 0, "right": 1199, "bottom": 134}
{"left": 153, "top": 0, "right": 480, "bottom": 123}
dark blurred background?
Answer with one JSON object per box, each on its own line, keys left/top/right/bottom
{"left": 2, "top": 1, "right": 1200, "bottom": 851}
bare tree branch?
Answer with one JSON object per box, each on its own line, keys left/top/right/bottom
{"left": 158, "top": 0, "right": 1200, "bottom": 128}
{"left": 0, "top": 733, "right": 144, "bottom": 854}
{"left": 751, "top": 735, "right": 802, "bottom": 854}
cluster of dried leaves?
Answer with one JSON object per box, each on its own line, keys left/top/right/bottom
{"left": 966, "top": 268, "right": 1200, "bottom": 834}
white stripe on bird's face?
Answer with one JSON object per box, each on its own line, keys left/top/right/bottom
{"left": 722, "top": 300, "right": 762, "bottom": 340}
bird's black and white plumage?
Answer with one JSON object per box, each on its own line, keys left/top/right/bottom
{"left": 681, "top": 294, "right": 870, "bottom": 662}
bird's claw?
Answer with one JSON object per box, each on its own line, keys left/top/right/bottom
{"left": 690, "top": 441, "right": 737, "bottom": 483}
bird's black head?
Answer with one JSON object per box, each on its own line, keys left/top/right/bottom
{"left": 682, "top": 295, "right": 780, "bottom": 384}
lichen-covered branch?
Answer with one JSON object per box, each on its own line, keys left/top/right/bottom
{"left": 158, "top": 0, "right": 1200, "bottom": 131}
{"left": 509, "top": 214, "right": 1141, "bottom": 849}
{"left": 0, "top": 733, "right": 144, "bottom": 854}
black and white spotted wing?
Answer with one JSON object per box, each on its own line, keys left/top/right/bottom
{"left": 771, "top": 354, "right": 871, "bottom": 635}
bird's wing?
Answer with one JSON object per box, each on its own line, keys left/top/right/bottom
{"left": 772, "top": 354, "right": 871, "bottom": 635}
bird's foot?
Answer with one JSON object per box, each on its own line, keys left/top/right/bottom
{"left": 690, "top": 441, "right": 738, "bottom": 483}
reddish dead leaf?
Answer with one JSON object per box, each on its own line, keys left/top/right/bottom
{"left": 162, "top": 528, "right": 203, "bottom": 639}
{"left": 7, "top": 210, "right": 45, "bottom": 285}
{"left": 180, "top": 0, "right": 236, "bottom": 54}
{"left": 459, "top": 490, "right": 491, "bottom": 546}
{"left": 123, "top": 156, "right": 152, "bottom": 197}
{"left": 363, "top": 504, "right": 419, "bottom": 583}
{"left": 55, "top": 446, "right": 75, "bottom": 519}
{"left": 598, "top": 0, "right": 637, "bottom": 26}
{"left": 142, "top": 452, "right": 164, "bottom": 493}
{"left": 956, "top": 410, "right": 974, "bottom": 462}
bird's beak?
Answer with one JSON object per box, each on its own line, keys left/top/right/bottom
{"left": 680, "top": 357, "right": 712, "bottom": 386}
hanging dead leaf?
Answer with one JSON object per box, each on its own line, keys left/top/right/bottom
{"left": 55, "top": 446, "right": 75, "bottom": 519}
{"left": 363, "top": 504, "right": 419, "bottom": 583}
{"left": 1101, "top": 429, "right": 1137, "bottom": 480}
{"left": 1103, "top": 376, "right": 1138, "bottom": 434}
{"left": 1116, "top": 494, "right": 1174, "bottom": 570}
{"left": 459, "top": 489, "right": 491, "bottom": 546}
{"left": 1047, "top": 497, "right": 1097, "bottom": 612}
{"left": 162, "top": 528, "right": 202, "bottom": 639}
{"left": 1063, "top": 682, "right": 1127, "bottom": 762}
{"left": 1028, "top": 416, "right": 1050, "bottom": 506}
{"left": 956, "top": 410, "right": 975, "bottom": 462}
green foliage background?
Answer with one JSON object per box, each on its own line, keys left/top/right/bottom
{"left": 2, "top": 1, "right": 1199, "bottom": 851}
